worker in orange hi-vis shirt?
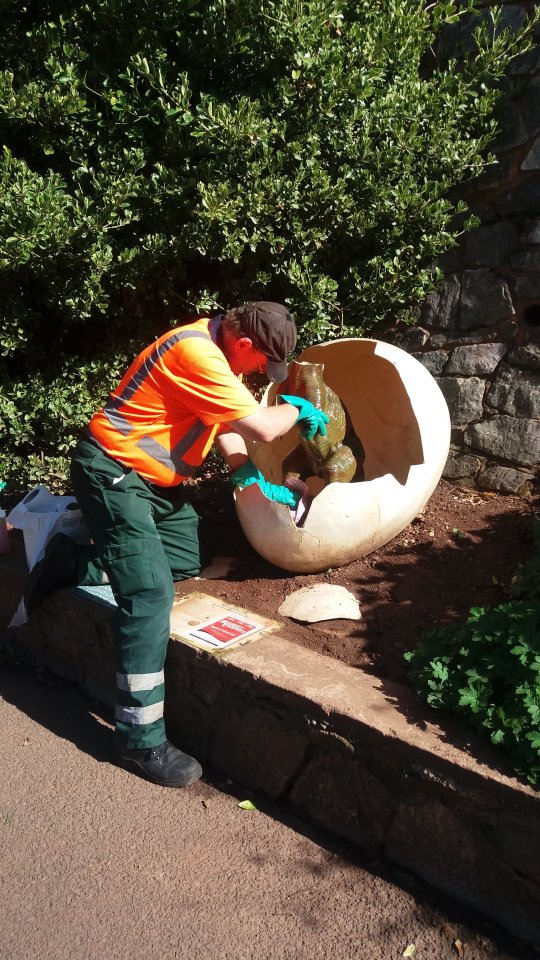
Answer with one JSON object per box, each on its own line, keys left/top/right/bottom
{"left": 24, "top": 302, "right": 329, "bottom": 788}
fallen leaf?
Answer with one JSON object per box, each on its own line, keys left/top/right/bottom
{"left": 238, "top": 799, "right": 257, "bottom": 811}
{"left": 453, "top": 938, "right": 464, "bottom": 958}
{"left": 403, "top": 945, "right": 416, "bottom": 958}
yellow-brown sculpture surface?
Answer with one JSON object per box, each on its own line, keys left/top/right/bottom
{"left": 281, "top": 360, "right": 357, "bottom": 486}
{"left": 234, "top": 338, "right": 451, "bottom": 573}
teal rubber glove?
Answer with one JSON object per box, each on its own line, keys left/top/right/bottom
{"left": 231, "top": 460, "right": 300, "bottom": 508}
{"left": 279, "top": 394, "right": 330, "bottom": 441}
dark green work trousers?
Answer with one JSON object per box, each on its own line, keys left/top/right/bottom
{"left": 70, "top": 437, "right": 203, "bottom": 750}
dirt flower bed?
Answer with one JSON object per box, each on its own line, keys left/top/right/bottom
{"left": 185, "top": 476, "right": 538, "bottom": 686}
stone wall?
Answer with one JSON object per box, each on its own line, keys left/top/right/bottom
{"left": 384, "top": 2, "right": 540, "bottom": 496}
{"left": 2, "top": 544, "right": 540, "bottom": 946}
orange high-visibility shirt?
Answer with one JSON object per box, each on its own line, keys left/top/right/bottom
{"left": 88, "top": 318, "right": 260, "bottom": 486}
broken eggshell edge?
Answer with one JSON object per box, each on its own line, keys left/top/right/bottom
{"left": 278, "top": 584, "right": 362, "bottom": 623}
{"left": 234, "top": 338, "right": 451, "bottom": 574}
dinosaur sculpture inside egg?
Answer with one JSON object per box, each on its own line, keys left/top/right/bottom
{"left": 234, "top": 338, "right": 451, "bottom": 573}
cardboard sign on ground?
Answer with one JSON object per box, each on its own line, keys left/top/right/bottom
{"left": 170, "top": 591, "right": 280, "bottom": 653}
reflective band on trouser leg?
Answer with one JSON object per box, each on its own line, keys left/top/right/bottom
{"left": 116, "top": 702, "right": 164, "bottom": 725}
{"left": 110, "top": 543, "right": 175, "bottom": 752}
{"left": 116, "top": 670, "right": 165, "bottom": 692}
{"left": 115, "top": 655, "right": 168, "bottom": 750}
{"left": 116, "top": 671, "right": 165, "bottom": 730}
{"left": 70, "top": 439, "right": 175, "bottom": 752}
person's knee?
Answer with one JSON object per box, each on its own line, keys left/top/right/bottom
{"left": 102, "top": 537, "right": 174, "bottom": 606}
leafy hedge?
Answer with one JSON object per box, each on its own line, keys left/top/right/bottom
{"left": 405, "top": 522, "right": 540, "bottom": 786}
{"left": 0, "top": 1, "right": 538, "bottom": 489}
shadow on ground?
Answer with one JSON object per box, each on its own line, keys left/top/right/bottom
{"left": 0, "top": 657, "right": 533, "bottom": 959}
{"left": 1, "top": 655, "right": 116, "bottom": 765}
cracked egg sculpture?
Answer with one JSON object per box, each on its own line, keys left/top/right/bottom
{"left": 234, "top": 338, "right": 451, "bottom": 573}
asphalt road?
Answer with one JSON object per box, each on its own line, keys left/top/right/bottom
{"left": 0, "top": 660, "right": 533, "bottom": 960}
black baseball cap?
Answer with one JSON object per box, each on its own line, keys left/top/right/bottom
{"left": 237, "top": 301, "right": 297, "bottom": 383}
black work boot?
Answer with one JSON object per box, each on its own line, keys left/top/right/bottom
{"left": 119, "top": 740, "right": 203, "bottom": 788}
{"left": 24, "top": 533, "right": 79, "bottom": 611}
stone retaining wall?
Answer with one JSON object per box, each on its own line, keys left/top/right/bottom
{"left": 2, "top": 545, "right": 539, "bottom": 946}
{"left": 383, "top": 2, "right": 540, "bottom": 496}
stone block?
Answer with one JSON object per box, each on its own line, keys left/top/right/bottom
{"left": 509, "top": 46, "right": 540, "bottom": 76}
{"left": 386, "top": 799, "right": 484, "bottom": 902}
{"left": 517, "top": 78, "right": 540, "bottom": 139}
{"left": 430, "top": 329, "right": 501, "bottom": 348}
{"left": 498, "top": 318, "right": 520, "bottom": 339}
{"left": 460, "top": 270, "right": 514, "bottom": 329}
{"left": 289, "top": 748, "right": 393, "bottom": 853}
{"left": 420, "top": 276, "right": 460, "bottom": 330}
{"left": 440, "top": 6, "right": 526, "bottom": 62}
{"left": 443, "top": 449, "right": 483, "bottom": 481}
{"left": 496, "top": 180, "right": 540, "bottom": 217}
{"left": 436, "top": 377, "right": 485, "bottom": 426}
{"left": 82, "top": 655, "right": 116, "bottom": 708}
{"left": 3, "top": 548, "right": 540, "bottom": 945}
{"left": 383, "top": 326, "right": 429, "bottom": 350}
{"left": 385, "top": 797, "right": 540, "bottom": 944}
{"left": 522, "top": 137, "right": 540, "bottom": 172}
{"left": 465, "top": 416, "right": 540, "bottom": 467}
{"left": 464, "top": 222, "right": 517, "bottom": 268}
{"left": 520, "top": 219, "right": 540, "bottom": 244}
{"left": 496, "top": 817, "right": 540, "bottom": 887}
{"left": 492, "top": 104, "right": 528, "bottom": 152}
{"left": 510, "top": 250, "right": 540, "bottom": 271}
{"left": 498, "top": 5, "right": 528, "bottom": 34}
{"left": 186, "top": 662, "right": 224, "bottom": 707}
{"left": 515, "top": 276, "right": 540, "bottom": 299}
{"left": 487, "top": 364, "right": 540, "bottom": 418}
{"left": 436, "top": 246, "right": 462, "bottom": 274}
{"left": 208, "top": 700, "right": 308, "bottom": 799}
{"left": 507, "top": 342, "right": 540, "bottom": 369}
{"left": 478, "top": 465, "right": 535, "bottom": 496}
{"left": 466, "top": 200, "right": 496, "bottom": 225}
{"left": 428, "top": 334, "right": 457, "bottom": 349}
{"left": 446, "top": 343, "right": 507, "bottom": 377}
{"left": 411, "top": 351, "right": 447, "bottom": 376}
{"left": 473, "top": 155, "right": 513, "bottom": 193}
{"left": 163, "top": 645, "right": 216, "bottom": 760}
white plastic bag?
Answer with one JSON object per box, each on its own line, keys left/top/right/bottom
{"left": 7, "top": 485, "right": 90, "bottom": 626}
{"left": 8, "top": 485, "right": 89, "bottom": 569}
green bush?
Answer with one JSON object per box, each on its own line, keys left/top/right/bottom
{"left": 0, "top": 1, "right": 538, "bottom": 489}
{"left": 405, "top": 522, "right": 540, "bottom": 786}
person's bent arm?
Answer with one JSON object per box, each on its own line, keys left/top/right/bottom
{"left": 214, "top": 430, "right": 301, "bottom": 508}
{"left": 214, "top": 431, "right": 251, "bottom": 472}
{"left": 223, "top": 404, "right": 299, "bottom": 444}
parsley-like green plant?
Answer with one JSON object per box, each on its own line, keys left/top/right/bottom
{"left": 405, "top": 520, "right": 540, "bottom": 786}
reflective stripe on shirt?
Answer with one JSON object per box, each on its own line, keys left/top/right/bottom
{"left": 102, "top": 330, "right": 211, "bottom": 438}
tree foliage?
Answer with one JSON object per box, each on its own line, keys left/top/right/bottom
{"left": 0, "top": 0, "right": 538, "bottom": 488}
